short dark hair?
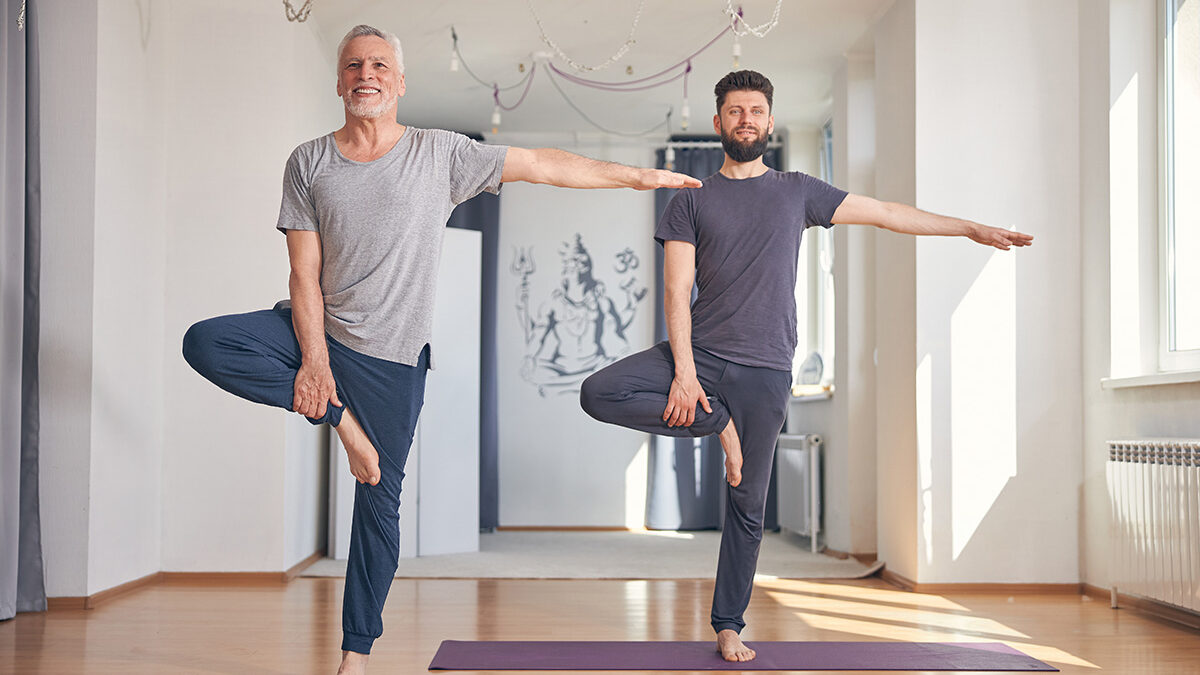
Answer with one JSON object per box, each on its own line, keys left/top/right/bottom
{"left": 714, "top": 70, "right": 774, "bottom": 112}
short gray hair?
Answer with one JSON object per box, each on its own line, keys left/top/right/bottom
{"left": 336, "top": 24, "right": 404, "bottom": 75}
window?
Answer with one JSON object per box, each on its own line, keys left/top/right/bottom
{"left": 1162, "top": 0, "right": 1200, "bottom": 370}
{"left": 792, "top": 121, "right": 836, "bottom": 390}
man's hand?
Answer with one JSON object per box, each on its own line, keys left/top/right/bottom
{"left": 663, "top": 373, "right": 713, "bottom": 427}
{"left": 633, "top": 168, "right": 703, "bottom": 191}
{"left": 293, "top": 361, "right": 343, "bottom": 419}
{"left": 968, "top": 223, "right": 1034, "bottom": 251}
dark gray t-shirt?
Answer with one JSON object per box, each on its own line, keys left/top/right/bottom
{"left": 276, "top": 128, "right": 507, "bottom": 366}
{"left": 655, "top": 169, "right": 847, "bottom": 371}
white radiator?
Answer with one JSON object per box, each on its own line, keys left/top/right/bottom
{"left": 1107, "top": 439, "right": 1200, "bottom": 613}
{"left": 776, "top": 433, "right": 822, "bottom": 553}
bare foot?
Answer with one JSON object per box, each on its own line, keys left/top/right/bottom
{"left": 717, "top": 629, "right": 756, "bottom": 662}
{"left": 335, "top": 409, "right": 381, "bottom": 485}
{"left": 337, "top": 650, "right": 368, "bottom": 674}
{"left": 718, "top": 419, "right": 743, "bottom": 487}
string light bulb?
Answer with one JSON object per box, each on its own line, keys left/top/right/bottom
{"left": 664, "top": 145, "right": 676, "bottom": 171}
{"left": 732, "top": 35, "right": 742, "bottom": 69}
{"left": 491, "top": 104, "right": 502, "bottom": 134}
{"left": 680, "top": 61, "right": 693, "bottom": 131}
{"left": 450, "top": 27, "right": 460, "bottom": 72}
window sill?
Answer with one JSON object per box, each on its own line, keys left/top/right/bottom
{"left": 1101, "top": 370, "right": 1200, "bottom": 389}
{"left": 791, "top": 384, "right": 834, "bottom": 402}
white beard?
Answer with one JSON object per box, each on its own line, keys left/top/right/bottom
{"left": 343, "top": 93, "right": 393, "bottom": 119}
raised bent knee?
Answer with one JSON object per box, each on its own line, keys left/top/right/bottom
{"left": 182, "top": 318, "right": 222, "bottom": 377}
{"left": 579, "top": 371, "right": 611, "bottom": 422}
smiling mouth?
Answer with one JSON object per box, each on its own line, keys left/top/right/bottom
{"left": 353, "top": 87, "right": 381, "bottom": 95}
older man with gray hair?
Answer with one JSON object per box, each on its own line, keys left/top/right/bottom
{"left": 182, "top": 24, "right": 699, "bottom": 674}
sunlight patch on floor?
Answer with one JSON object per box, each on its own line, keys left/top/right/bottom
{"left": 763, "top": 590, "right": 1029, "bottom": 639}
{"left": 755, "top": 581, "right": 1100, "bottom": 669}
{"left": 755, "top": 579, "right": 969, "bottom": 611}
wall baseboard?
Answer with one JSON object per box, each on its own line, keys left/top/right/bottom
{"left": 877, "top": 568, "right": 1081, "bottom": 594}
{"left": 47, "top": 571, "right": 162, "bottom": 611}
{"left": 158, "top": 572, "right": 288, "bottom": 584}
{"left": 1082, "top": 583, "right": 1200, "bottom": 632}
{"left": 495, "top": 526, "right": 640, "bottom": 532}
{"left": 285, "top": 550, "right": 325, "bottom": 580}
{"left": 46, "top": 549, "right": 324, "bottom": 611}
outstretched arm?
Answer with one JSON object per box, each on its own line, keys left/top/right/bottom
{"left": 662, "top": 240, "right": 712, "bottom": 428}
{"left": 831, "top": 194, "right": 1033, "bottom": 250}
{"left": 501, "top": 147, "right": 702, "bottom": 190}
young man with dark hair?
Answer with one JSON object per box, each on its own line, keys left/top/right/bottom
{"left": 580, "top": 70, "right": 1032, "bottom": 662}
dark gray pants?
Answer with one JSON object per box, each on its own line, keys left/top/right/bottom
{"left": 580, "top": 341, "right": 792, "bottom": 634}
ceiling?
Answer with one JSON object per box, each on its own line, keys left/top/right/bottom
{"left": 306, "top": 0, "right": 893, "bottom": 136}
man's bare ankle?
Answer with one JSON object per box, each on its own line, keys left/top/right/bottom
{"left": 337, "top": 650, "right": 368, "bottom": 674}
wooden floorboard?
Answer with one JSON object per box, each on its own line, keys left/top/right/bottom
{"left": 3, "top": 576, "right": 1198, "bottom": 674}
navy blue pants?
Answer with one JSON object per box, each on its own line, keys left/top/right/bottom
{"left": 182, "top": 306, "right": 427, "bottom": 655}
{"left": 580, "top": 342, "right": 791, "bottom": 635}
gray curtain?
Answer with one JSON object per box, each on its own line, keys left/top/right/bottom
{"left": 645, "top": 137, "right": 781, "bottom": 531}
{"left": 1, "top": 0, "right": 46, "bottom": 621}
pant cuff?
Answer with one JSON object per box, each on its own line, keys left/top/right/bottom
{"left": 341, "top": 630, "right": 375, "bottom": 655}
{"left": 307, "top": 402, "right": 346, "bottom": 427}
{"left": 691, "top": 408, "right": 731, "bottom": 438}
{"left": 711, "top": 621, "right": 744, "bottom": 635}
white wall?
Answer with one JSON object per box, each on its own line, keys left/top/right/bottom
{"left": 859, "top": 0, "right": 1084, "bottom": 584}
{"left": 494, "top": 133, "right": 655, "bottom": 526}
{"left": 871, "top": 0, "right": 920, "bottom": 581}
{"left": 38, "top": 0, "right": 99, "bottom": 598}
{"left": 86, "top": 0, "right": 170, "bottom": 595}
{"left": 161, "top": 0, "right": 338, "bottom": 572}
{"left": 38, "top": 0, "right": 337, "bottom": 593}
{"left": 911, "top": 0, "right": 1082, "bottom": 584}
{"left": 1079, "top": 0, "right": 1200, "bottom": 589}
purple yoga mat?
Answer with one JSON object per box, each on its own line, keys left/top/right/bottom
{"left": 428, "top": 640, "right": 1058, "bottom": 671}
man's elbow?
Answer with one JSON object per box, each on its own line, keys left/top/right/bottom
{"left": 872, "top": 201, "right": 903, "bottom": 231}
{"left": 507, "top": 148, "right": 552, "bottom": 185}
{"left": 663, "top": 285, "right": 691, "bottom": 308}
{"left": 289, "top": 268, "right": 320, "bottom": 291}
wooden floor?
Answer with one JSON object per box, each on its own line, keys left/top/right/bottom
{"left": 2, "top": 576, "right": 1198, "bottom": 674}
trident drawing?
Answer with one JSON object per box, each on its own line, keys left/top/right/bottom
{"left": 512, "top": 246, "right": 536, "bottom": 286}
{"left": 512, "top": 246, "right": 537, "bottom": 342}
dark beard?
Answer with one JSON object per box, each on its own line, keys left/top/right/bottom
{"left": 720, "top": 127, "right": 769, "bottom": 163}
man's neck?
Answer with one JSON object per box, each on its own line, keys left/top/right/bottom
{"left": 718, "top": 157, "right": 769, "bottom": 180}
{"left": 335, "top": 114, "right": 405, "bottom": 161}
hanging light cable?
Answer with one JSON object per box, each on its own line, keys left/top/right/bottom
{"left": 543, "top": 70, "right": 672, "bottom": 137}
{"left": 452, "top": 27, "right": 537, "bottom": 92}
{"left": 680, "top": 61, "right": 692, "bottom": 131}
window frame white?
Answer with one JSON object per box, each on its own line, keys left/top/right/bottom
{"left": 1159, "top": 0, "right": 1200, "bottom": 371}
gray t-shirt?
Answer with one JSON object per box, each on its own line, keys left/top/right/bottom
{"left": 276, "top": 128, "right": 507, "bottom": 366}
{"left": 655, "top": 169, "right": 847, "bottom": 371}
